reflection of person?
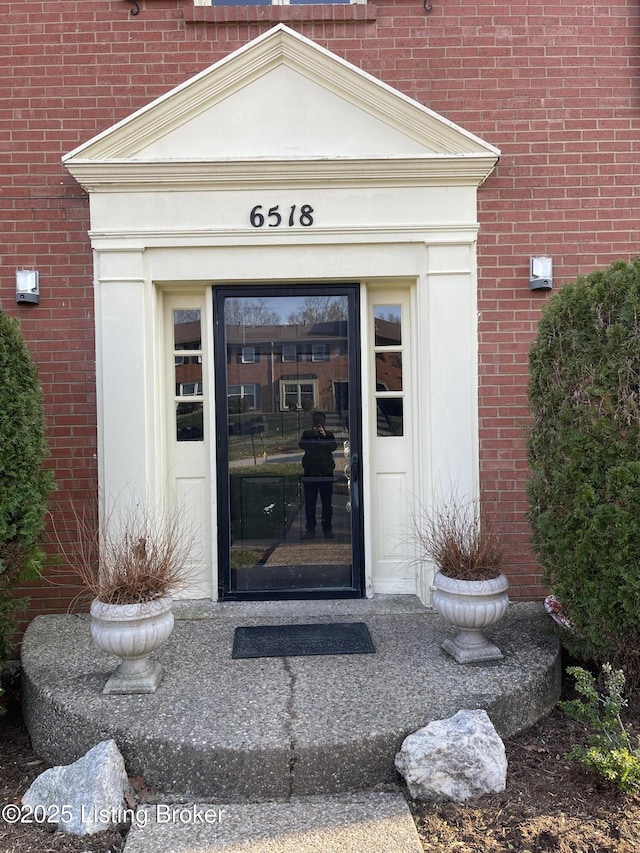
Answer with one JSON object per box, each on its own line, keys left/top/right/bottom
{"left": 299, "top": 411, "right": 337, "bottom": 539}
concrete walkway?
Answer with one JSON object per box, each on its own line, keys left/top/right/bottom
{"left": 123, "top": 793, "right": 423, "bottom": 853}
{"left": 21, "top": 596, "right": 561, "bottom": 852}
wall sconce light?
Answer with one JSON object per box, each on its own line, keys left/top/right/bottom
{"left": 15, "top": 270, "right": 40, "bottom": 304}
{"left": 529, "top": 257, "right": 553, "bottom": 291}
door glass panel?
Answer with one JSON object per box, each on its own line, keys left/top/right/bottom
{"left": 375, "top": 352, "right": 403, "bottom": 391}
{"left": 174, "top": 310, "right": 201, "bottom": 350}
{"left": 376, "top": 398, "right": 403, "bottom": 436}
{"left": 217, "top": 290, "right": 360, "bottom": 596}
{"left": 176, "top": 402, "right": 204, "bottom": 441}
{"left": 374, "top": 305, "right": 402, "bottom": 346}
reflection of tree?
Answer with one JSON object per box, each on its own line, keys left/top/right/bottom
{"left": 225, "top": 299, "right": 281, "bottom": 326}
{"left": 174, "top": 309, "right": 201, "bottom": 323}
{"left": 287, "top": 296, "right": 347, "bottom": 325}
{"left": 376, "top": 311, "right": 400, "bottom": 324}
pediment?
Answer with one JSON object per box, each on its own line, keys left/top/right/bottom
{"left": 64, "top": 25, "right": 499, "bottom": 189}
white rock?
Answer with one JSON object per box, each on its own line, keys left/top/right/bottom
{"left": 395, "top": 709, "right": 507, "bottom": 801}
{"left": 22, "top": 739, "right": 130, "bottom": 835}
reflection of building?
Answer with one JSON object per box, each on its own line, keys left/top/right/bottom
{"left": 372, "top": 316, "right": 403, "bottom": 437}
{"left": 174, "top": 318, "right": 205, "bottom": 441}
{"left": 373, "top": 319, "right": 402, "bottom": 393}
{"left": 226, "top": 322, "right": 349, "bottom": 414}
{"left": 174, "top": 321, "right": 203, "bottom": 395}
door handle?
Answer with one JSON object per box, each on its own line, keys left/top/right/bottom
{"left": 351, "top": 453, "right": 359, "bottom": 484}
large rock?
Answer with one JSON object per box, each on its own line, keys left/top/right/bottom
{"left": 395, "top": 709, "right": 507, "bottom": 801}
{"left": 22, "top": 739, "right": 130, "bottom": 835}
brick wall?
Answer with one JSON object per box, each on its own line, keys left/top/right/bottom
{"left": 3, "top": 0, "right": 639, "bottom": 620}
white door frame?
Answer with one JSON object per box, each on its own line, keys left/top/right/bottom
{"left": 63, "top": 25, "right": 499, "bottom": 603}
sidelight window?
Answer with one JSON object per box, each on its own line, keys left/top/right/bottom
{"left": 373, "top": 305, "right": 403, "bottom": 436}
{"left": 173, "top": 309, "right": 204, "bottom": 442}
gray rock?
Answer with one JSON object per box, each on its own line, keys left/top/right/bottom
{"left": 22, "top": 739, "right": 130, "bottom": 835}
{"left": 395, "top": 709, "right": 507, "bottom": 801}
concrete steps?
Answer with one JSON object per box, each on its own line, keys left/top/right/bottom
{"left": 22, "top": 598, "right": 560, "bottom": 801}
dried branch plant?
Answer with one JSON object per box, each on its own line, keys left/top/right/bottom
{"left": 56, "top": 502, "right": 196, "bottom": 606}
{"left": 413, "top": 497, "right": 505, "bottom": 581}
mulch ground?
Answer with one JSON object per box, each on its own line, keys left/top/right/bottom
{"left": 409, "top": 705, "right": 640, "bottom": 852}
{"left": 1, "top": 672, "right": 639, "bottom": 853}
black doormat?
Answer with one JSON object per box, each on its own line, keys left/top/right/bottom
{"left": 232, "top": 622, "right": 375, "bottom": 659}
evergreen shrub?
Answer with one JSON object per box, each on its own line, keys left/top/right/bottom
{"left": 527, "top": 259, "right": 640, "bottom": 676}
{"left": 0, "top": 309, "right": 54, "bottom": 662}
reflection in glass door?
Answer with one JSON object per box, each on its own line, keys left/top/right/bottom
{"left": 214, "top": 286, "right": 363, "bottom": 599}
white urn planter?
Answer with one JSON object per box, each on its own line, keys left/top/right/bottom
{"left": 90, "top": 596, "right": 174, "bottom": 694}
{"left": 432, "top": 572, "right": 509, "bottom": 664}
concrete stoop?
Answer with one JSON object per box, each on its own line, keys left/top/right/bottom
{"left": 122, "top": 792, "right": 423, "bottom": 853}
{"left": 21, "top": 597, "right": 561, "bottom": 850}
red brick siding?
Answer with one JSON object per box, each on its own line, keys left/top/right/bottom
{"left": 3, "top": 1, "right": 639, "bottom": 623}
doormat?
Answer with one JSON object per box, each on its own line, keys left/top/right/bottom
{"left": 232, "top": 622, "right": 375, "bottom": 659}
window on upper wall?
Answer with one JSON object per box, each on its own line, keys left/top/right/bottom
{"left": 195, "top": 0, "right": 362, "bottom": 5}
{"left": 311, "top": 344, "right": 328, "bottom": 362}
{"left": 282, "top": 345, "right": 297, "bottom": 363}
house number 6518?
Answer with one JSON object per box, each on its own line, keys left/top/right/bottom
{"left": 249, "top": 204, "right": 314, "bottom": 228}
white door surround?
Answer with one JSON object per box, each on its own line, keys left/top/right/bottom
{"left": 63, "top": 25, "right": 499, "bottom": 603}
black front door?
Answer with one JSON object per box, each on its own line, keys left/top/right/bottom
{"left": 214, "top": 284, "right": 364, "bottom": 599}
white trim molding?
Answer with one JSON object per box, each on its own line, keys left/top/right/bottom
{"left": 63, "top": 25, "right": 499, "bottom": 604}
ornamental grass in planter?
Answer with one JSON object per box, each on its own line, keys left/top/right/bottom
{"left": 414, "top": 498, "right": 509, "bottom": 663}
{"left": 60, "top": 503, "right": 194, "bottom": 694}
{"left": 72, "top": 504, "right": 192, "bottom": 606}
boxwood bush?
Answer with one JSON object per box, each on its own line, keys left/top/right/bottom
{"left": 527, "top": 259, "right": 640, "bottom": 677}
{"left": 0, "top": 309, "right": 54, "bottom": 662}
